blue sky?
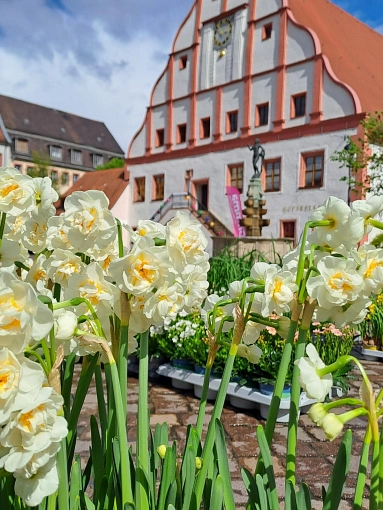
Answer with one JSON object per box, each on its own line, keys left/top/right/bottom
{"left": 0, "top": 0, "right": 381, "bottom": 150}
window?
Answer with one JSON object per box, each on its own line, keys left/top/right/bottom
{"left": 51, "top": 170, "right": 58, "bottom": 183}
{"left": 153, "top": 174, "right": 165, "bottom": 201}
{"left": 156, "top": 129, "right": 165, "bottom": 148}
{"left": 71, "top": 150, "right": 82, "bottom": 165}
{"left": 27, "top": 166, "right": 34, "bottom": 175}
{"left": 93, "top": 154, "right": 104, "bottom": 168}
{"left": 14, "top": 164, "right": 21, "bottom": 172}
{"left": 61, "top": 172, "right": 69, "bottom": 185}
{"left": 281, "top": 221, "right": 296, "bottom": 241}
{"left": 200, "top": 118, "right": 211, "bottom": 139}
{"left": 227, "top": 111, "right": 238, "bottom": 133}
{"left": 264, "top": 159, "right": 281, "bottom": 192}
{"left": 73, "top": 173, "right": 80, "bottom": 183}
{"left": 228, "top": 164, "right": 244, "bottom": 193}
{"left": 50, "top": 146, "right": 62, "bottom": 160}
{"left": 292, "top": 93, "right": 306, "bottom": 118}
{"left": 302, "top": 153, "right": 324, "bottom": 188}
{"left": 256, "top": 103, "right": 269, "bottom": 126}
{"left": 177, "top": 124, "right": 187, "bottom": 144}
{"left": 180, "top": 55, "right": 188, "bottom": 70}
{"left": 134, "top": 177, "right": 146, "bottom": 202}
{"left": 262, "top": 23, "right": 272, "bottom": 40}
{"left": 15, "top": 139, "right": 28, "bottom": 153}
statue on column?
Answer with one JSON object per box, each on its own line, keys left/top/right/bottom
{"left": 248, "top": 139, "right": 265, "bottom": 179}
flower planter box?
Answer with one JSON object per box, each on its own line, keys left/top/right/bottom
{"left": 354, "top": 346, "right": 383, "bottom": 362}
{"left": 157, "top": 364, "right": 316, "bottom": 423}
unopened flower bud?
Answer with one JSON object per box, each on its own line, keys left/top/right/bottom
{"left": 157, "top": 445, "right": 167, "bottom": 459}
{"left": 321, "top": 413, "right": 344, "bottom": 441}
{"left": 276, "top": 316, "right": 291, "bottom": 339}
{"left": 308, "top": 403, "right": 327, "bottom": 425}
{"left": 195, "top": 457, "right": 203, "bottom": 470}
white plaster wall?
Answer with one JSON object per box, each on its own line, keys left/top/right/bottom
{"left": 0, "top": 145, "right": 11, "bottom": 166}
{"left": 214, "top": 37, "right": 233, "bottom": 86}
{"left": 232, "top": 8, "right": 247, "bottom": 81}
{"left": 227, "top": 0, "right": 248, "bottom": 11}
{"left": 255, "top": 0, "right": 282, "bottom": 19}
{"left": 286, "top": 20, "right": 315, "bottom": 65}
{"left": 174, "top": 50, "right": 192, "bottom": 99}
{"left": 196, "top": 91, "right": 215, "bottom": 146}
{"left": 284, "top": 61, "right": 314, "bottom": 129}
{"left": 129, "top": 124, "right": 146, "bottom": 158}
{"left": 174, "top": 8, "right": 196, "bottom": 52}
{"left": 221, "top": 83, "right": 243, "bottom": 140}
{"left": 253, "top": 15, "right": 280, "bottom": 74}
{"left": 201, "top": 0, "right": 221, "bottom": 23}
{"left": 199, "top": 25, "right": 214, "bottom": 90}
{"left": 173, "top": 99, "right": 190, "bottom": 149}
{"left": 125, "top": 128, "right": 356, "bottom": 241}
{"left": 152, "top": 71, "right": 168, "bottom": 106}
{"left": 251, "top": 72, "right": 277, "bottom": 134}
{"left": 151, "top": 106, "right": 167, "bottom": 153}
{"left": 322, "top": 68, "right": 356, "bottom": 120}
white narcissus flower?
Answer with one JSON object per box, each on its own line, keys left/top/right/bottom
{"left": 43, "top": 249, "right": 85, "bottom": 288}
{"left": 309, "top": 196, "right": 361, "bottom": 249}
{"left": 180, "top": 262, "right": 209, "bottom": 312}
{"left": 21, "top": 214, "right": 48, "bottom": 253}
{"left": 129, "top": 296, "right": 152, "bottom": 333}
{"left": 315, "top": 297, "right": 371, "bottom": 328}
{"left": 64, "top": 262, "right": 119, "bottom": 317}
{"left": 0, "top": 350, "right": 45, "bottom": 425}
{"left": 0, "top": 270, "right": 54, "bottom": 353}
{"left": 143, "top": 282, "right": 185, "bottom": 325}
{"left": 351, "top": 195, "right": 383, "bottom": 235}
{"left": 166, "top": 211, "right": 209, "bottom": 272}
{"left": 125, "top": 219, "right": 166, "bottom": 243}
{"left": 0, "top": 167, "right": 36, "bottom": 216}
{"left": 201, "top": 294, "right": 234, "bottom": 333}
{"left": 54, "top": 310, "right": 78, "bottom": 341}
{"left": 62, "top": 190, "right": 117, "bottom": 251}
{"left": 250, "top": 261, "right": 272, "bottom": 281}
{"left": 109, "top": 236, "right": 173, "bottom": 297}
{"left": 307, "top": 256, "right": 363, "bottom": 309}
{"left": 262, "top": 266, "right": 297, "bottom": 316}
{"left": 31, "top": 177, "right": 59, "bottom": 219}
{"left": 14, "top": 456, "right": 59, "bottom": 507}
{"left": 237, "top": 343, "right": 262, "bottom": 364}
{"left": 46, "top": 216, "right": 73, "bottom": 251}
{"left": 0, "top": 238, "right": 26, "bottom": 268}
{"left": 25, "top": 255, "right": 49, "bottom": 292}
{"left": 357, "top": 244, "right": 383, "bottom": 295}
{"left": 241, "top": 320, "right": 263, "bottom": 345}
{"left": 295, "top": 344, "right": 332, "bottom": 402}
{"left": 308, "top": 403, "right": 327, "bottom": 425}
{"left": 4, "top": 212, "right": 30, "bottom": 241}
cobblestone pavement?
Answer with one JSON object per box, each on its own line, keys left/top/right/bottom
{"left": 75, "top": 359, "right": 383, "bottom": 509}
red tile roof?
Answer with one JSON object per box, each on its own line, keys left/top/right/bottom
{"left": 288, "top": 0, "right": 383, "bottom": 113}
{"left": 56, "top": 167, "right": 129, "bottom": 213}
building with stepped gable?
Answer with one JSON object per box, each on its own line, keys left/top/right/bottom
{"left": 120, "top": 0, "right": 383, "bottom": 245}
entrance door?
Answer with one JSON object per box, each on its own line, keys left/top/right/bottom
{"left": 192, "top": 179, "right": 209, "bottom": 210}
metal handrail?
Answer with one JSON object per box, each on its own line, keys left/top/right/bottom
{"left": 150, "top": 193, "right": 189, "bottom": 222}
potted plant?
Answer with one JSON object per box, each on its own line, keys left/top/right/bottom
{"left": 359, "top": 291, "right": 383, "bottom": 350}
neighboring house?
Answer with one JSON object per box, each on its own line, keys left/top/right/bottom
{"left": 56, "top": 167, "right": 130, "bottom": 227}
{"left": 0, "top": 94, "right": 124, "bottom": 194}
{"left": 0, "top": 117, "right": 12, "bottom": 167}
{"left": 124, "top": 0, "right": 383, "bottom": 244}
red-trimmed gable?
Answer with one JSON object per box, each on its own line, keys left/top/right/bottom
{"left": 288, "top": 0, "right": 383, "bottom": 113}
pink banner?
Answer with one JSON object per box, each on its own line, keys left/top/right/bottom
{"left": 226, "top": 186, "right": 246, "bottom": 237}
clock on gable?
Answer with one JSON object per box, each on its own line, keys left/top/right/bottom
{"left": 213, "top": 18, "right": 233, "bottom": 48}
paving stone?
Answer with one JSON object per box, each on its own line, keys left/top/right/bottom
{"left": 150, "top": 413, "right": 179, "bottom": 426}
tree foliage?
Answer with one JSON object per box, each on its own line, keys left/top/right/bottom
{"left": 96, "top": 157, "right": 125, "bottom": 170}
{"left": 332, "top": 111, "right": 383, "bottom": 196}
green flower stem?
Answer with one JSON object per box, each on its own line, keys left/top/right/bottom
{"left": 248, "top": 312, "right": 280, "bottom": 329}
{"left": 0, "top": 212, "right": 6, "bottom": 244}
{"left": 195, "top": 364, "right": 212, "bottom": 438}
{"left": 194, "top": 345, "right": 237, "bottom": 508}
{"left": 108, "top": 359, "right": 134, "bottom": 506}
{"left": 115, "top": 218, "right": 125, "bottom": 258}
{"left": 57, "top": 437, "right": 69, "bottom": 510}
{"left": 286, "top": 326, "right": 309, "bottom": 485}
{"left": 295, "top": 221, "right": 311, "bottom": 291}
{"left": 47, "top": 300, "right": 56, "bottom": 366}
{"left": 24, "top": 348, "right": 49, "bottom": 377}
{"left": 118, "top": 292, "right": 130, "bottom": 421}
{"left": 317, "top": 355, "right": 371, "bottom": 390}
{"left": 370, "top": 435, "right": 381, "bottom": 510}
{"left": 136, "top": 330, "right": 150, "bottom": 509}
{"left": 53, "top": 298, "right": 104, "bottom": 337}
{"left": 354, "top": 427, "right": 372, "bottom": 510}
{"left": 367, "top": 218, "right": 383, "bottom": 231}
{"left": 94, "top": 365, "right": 108, "bottom": 442}
{"left": 323, "top": 398, "right": 365, "bottom": 411}
{"left": 40, "top": 338, "right": 52, "bottom": 372}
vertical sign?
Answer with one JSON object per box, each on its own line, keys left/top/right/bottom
{"left": 226, "top": 186, "right": 246, "bottom": 237}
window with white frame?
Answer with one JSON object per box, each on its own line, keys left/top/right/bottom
{"left": 50, "top": 146, "right": 62, "bottom": 160}
{"left": 93, "top": 154, "right": 104, "bottom": 168}
{"left": 71, "top": 149, "right": 82, "bottom": 165}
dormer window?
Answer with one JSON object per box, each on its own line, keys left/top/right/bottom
{"left": 93, "top": 154, "right": 104, "bottom": 168}
{"left": 15, "top": 139, "right": 29, "bottom": 153}
{"left": 50, "top": 146, "right": 62, "bottom": 160}
{"left": 71, "top": 149, "right": 82, "bottom": 165}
